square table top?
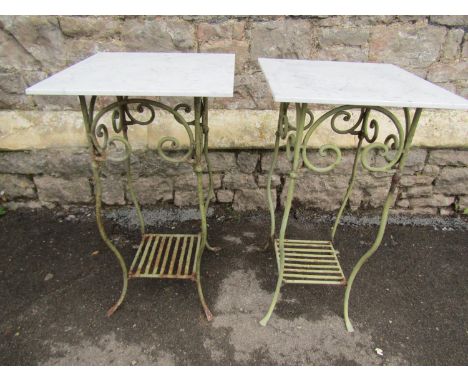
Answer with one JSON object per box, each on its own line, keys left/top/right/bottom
{"left": 26, "top": 52, "right": 235, "bottom": 98}
{"left": 259, "top": 58, "right": 468, "bottom": 110}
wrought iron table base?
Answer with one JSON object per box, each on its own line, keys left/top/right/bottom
{"left": 260, "top": 102, "right": 422, "bottom": 331}
{"left": 79, "top": 95, "right": 216, "bottom": 320}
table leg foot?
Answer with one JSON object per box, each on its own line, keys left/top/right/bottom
{"left": 196, "top": 274, "right": 214, "bottom": 321}
{"left": 345, "top": 319, "right": 354, "bottom": 333}
{"left": 203, "top": 306, "right": 214, "bottom": 321}
{"left": 206, "top": 242, "right": 221, "bottom": 253}
{"left": 106, "top": 302, "right": 121, "bottom": 317}
{"left": 259, "top": 276, "right": 282, "bottom": 326}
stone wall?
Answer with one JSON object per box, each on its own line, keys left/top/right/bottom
{"left": 1, "top": 148, "right": 467, "bottom": 215}
{"left": 1, "top": 15, "right": 468, "bottom": 110}
{"left": 0, "top": 16, "right": 467, "bottom": 215}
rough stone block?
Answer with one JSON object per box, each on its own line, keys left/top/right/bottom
{"left": 369, "top": 22, "right": 446, "bottom": 69}
{"left": 457, "top": 83, "right": 468, "bottom": 98}
{"left": 458, "top": 195, "right": 468, "bottom": 210}
{"left": 428, "top": 150, "right": 468, "bottom": 167}
{"left": 43, "top": 149, "right": 91, "bottom": 176}
{"left": 402, "top": 148, "right": 427, "bottom": 173}
{"left": 237, "top": 152, "right": 259, "bottom": 173}
{"left": 396, "top": 198, "right": 410, "bottom": 208}
{"left": 198, "top": 20, "right": 248, "bottom": 71}
{"left": 216, "top": 189, "right": 234, "bottom": 203}
{"left": 361, "top": 186, "right": 393, "bottom": 209}
{"left": 409, "top": 194, "right": 454, "bottom": 208}
{"left": 347, "top": 188, "right": 362, "bottom": 211}
{"left": 406, "top": 185, "right": 433, "bottom": 198}
{"left": 318, "top": 27, "right": 369, "bottom": 47}
{"left": 223, "top": 172, "right": 257, "bottom": 190}
{"left": 257, "top": 174, "right": 281, "bottom": 188}
{"left": 173, "top": 173, "right": 221, "bottom": 190}
{"left": 34, "top": 175, "right": 92, "bottom": 203}
{"left": 356, "top": 173, "right": 392, "bottom": 189}
{"left": 217, "top": 71, "right": 273, "bottom": 110}
{"left": 197, "top": 20, "right": 245, "bottom": 43}
{"left": 439, "top": 207, "right": 455, "bottom": 216}
{"left": 427, "top": 62, "right": 468, "bottom": 83}
{"left": 174, "top": 191, "right": 198, "bottom": 207}
{"left": 233, "top": 188, "right": 272, "bottom": 211}
{"left": 0, "top": 149, "right": 91, "bottom": 176}
{"left": 138, "top": 151, "right": 193, "bottom": 177}
{"left": 441, "top": 29, "right": 464, "bottom": 61}
{"left": 422, "top": 164, "right": 441, "bottom": 177}
{"left": 0, "top": 27, "right": 41, "bottom": 71}
{"left": 315, "top": 26, "right": 370, "bottom": 61}
{"left": 0, "top": 87, "right": 34, "bottom": 110}
{"left": 0, "top": 174, "right": 36, "bottom": 199}
{"left": 129, "top": 176, "right": 173, "bottom": 204}
{"left": 314, "top": 45, "right": 368, "bottom": 62}
{"left": 251, "top": 19, "right": 315, "bottom": 61}
{"left": 463, "top": 37, "right": 468, "bottom": 59}
{"left": 432, "top": 82, "right": 457, "bottom": 94}
{"left": 0, "top": 16, "right": 67, "bottom": 72}
{"left": 200, "top": 39, "right": 249, "bottom": 72}
{"left": 400, "top": 175, "right": 434, "bottom": 187}
{"left": 0, "top": 71, "right": 28, "bottom": 95}
{"left": 59, "top": 16, "right": 122, "bottom": 39}
{"left": 101, "top": 176, "right": 125, "bottom": 205}
{"left": 62, "top": 37, "right": 124, "bottom": 69}
{"left": 434, "top": 167, "right": 468, "bottom": 195}
{"left": 430, "top": 16, "right": 468, "bottom": 26}
{"left": 283, "top": 173, "right": 350, "bottom": 210}
{"left": 0, "top": 151, "right": 48, "bottom": 174}
{"left": 204, "top": 152, "right": 236, "bottom": 172}
{"left": 261, "top": 151, "right": 294, "bottom": 174}
{"left": 121, "top": 17, "right": 196, "bottom": 52}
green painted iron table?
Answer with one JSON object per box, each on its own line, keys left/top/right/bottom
{"left": 258, "top": 58, "right": 468, "bottom": 331}
{"left": 26, "top": 52, "right": 235, "bottom": 320}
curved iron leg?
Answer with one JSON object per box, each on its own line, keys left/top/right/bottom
{"left": 92, "top": 161, "right": 129, "bottom": 317}
{"left": 201, "top": 97, "right": 220, "bottom": 253}
{"left": 264, "top": 103, "right": 288, "bottom": 251}
{"left": 194, "top": 97, "right": 213, "bottom": 321}
{"left": 263, "top": 131, "right": 281, "bottom": 251}
{"left": 117, "top": 98, "right": 145, "bottom": 239}
{"left": 260, "top": 103, "right": 307, "bottom": 326}
{"left": 203, "top": 147, "right": 218, "bottom": 253}
{"left": 331, "top": 138, "right": 363, "bottom": 242}
{"left": 343, "top": 108, "right": 422, "bottom": 332}
{"left": 124, "top": 157, "right": 145, "bottom": 238}
{"left": 195, "top": 168, "right": 213, "bottom": 321}
{"left": 259, "top": 174, "right": 297, "bottom": 326}
{"left": 343, "top": 187, "right": 395, "bottom": 331}
{"left": 79, "top": 96, "right": 128, "bottom": 317}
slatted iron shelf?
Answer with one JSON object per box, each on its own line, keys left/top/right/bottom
{"left": 128, "top": 233, "right": 201, "bottom": 280}
{"left": 275, "top": 239, "right": 346, "bottom": 285}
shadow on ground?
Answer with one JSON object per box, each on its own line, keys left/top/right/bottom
{"left": 0, "top": 206, "right": 466, "bottom": 365}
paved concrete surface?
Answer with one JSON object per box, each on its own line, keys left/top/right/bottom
{"left": 0, "top": 206, "right": 467, "bottom": 365}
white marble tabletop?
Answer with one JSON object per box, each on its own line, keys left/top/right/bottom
{"left": 26, "top": 52, "right": 235, "bottom": 97}
{"left": 259, "top": 58, "right": 468, "bottom": 110}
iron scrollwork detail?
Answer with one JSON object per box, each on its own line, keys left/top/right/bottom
{"left": 87, "top": 97, "right": 196, "bottom": 164}
{"left": 280, "top": 104, "right": 406, "bottom": 173}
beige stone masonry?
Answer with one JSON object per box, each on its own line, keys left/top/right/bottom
{"left": 1, "top": 108, "right": 467, "bottom": 151}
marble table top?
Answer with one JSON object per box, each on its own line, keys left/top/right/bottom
{"left": 26, "top": 52, "right": 235, "bottom": 97}
{"left": 259, "top": 58, "right": 468, "bottom": 110}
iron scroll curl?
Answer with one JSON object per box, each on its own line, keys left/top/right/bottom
{"left": 89, "top": 98, "right": 195, "bottom": 163}
{"left": 280, "top": 105, "right": 407, "bottom": 173}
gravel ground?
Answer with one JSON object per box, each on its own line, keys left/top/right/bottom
{"left": 0, "top": 206, "right": 466, "bottom": 365}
